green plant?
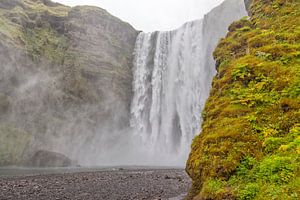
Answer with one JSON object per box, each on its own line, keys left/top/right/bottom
{"left": 237, "top": 156, "right": 257, "bottom": 177}
{"left": 238, "top": 183, "right": 259, "bottom": 200}
{"left": 232, "top": 64, "right": 250, "bottom": 81}
{"left": 256, "top": 156, "right": 296, "bottom": 183}
{"left": 263, "top": 137, "right": 285, "bottom": 153}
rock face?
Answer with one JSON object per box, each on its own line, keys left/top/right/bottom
{"left": 0, "top": 125, "right": 32, "bottom": 166}
{"left": 0, "top": 0, "right": 138, "bottom": 166}
{"left": 244, "top": 0, "right": 252, "bottom": 15}
{"left": 28, "top": 150, "right": 72, "bottom": 167}
{"left": 66, "top": 6, "right": 138, "bottom": 108}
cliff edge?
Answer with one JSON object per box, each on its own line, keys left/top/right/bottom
{"left": 186, "top": 0, "right": 300, "bottom": 199}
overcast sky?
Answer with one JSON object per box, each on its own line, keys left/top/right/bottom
{"left": 54, "top": 0, "right": 224, "bottom": 32}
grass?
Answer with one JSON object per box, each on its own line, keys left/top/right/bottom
{"left": 24, "top": 26, "right": 69, "bottom": 64}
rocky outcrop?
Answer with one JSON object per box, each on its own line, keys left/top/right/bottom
{"left": 28, "top": 150, "right": 73, "bottom": 167}
{"left": 0, "top": 0, "right": 138, "bottom": 166}
{"left": 66, "top": 5, "right": 137, "bottom": 110}
{"left": 244, "top": 0, "right": 252, "bottom": 15}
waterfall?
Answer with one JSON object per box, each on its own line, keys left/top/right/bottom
{"left": 130, "top": 0, "right": 247, "bottom": 165}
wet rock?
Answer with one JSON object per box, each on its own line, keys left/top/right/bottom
{"left": 244, "top": 0, "right": 252, "bottom": 16}
{"left": 28, "top": 150, "right": 72, "bottom": 167}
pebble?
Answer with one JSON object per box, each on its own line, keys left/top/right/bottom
{"left": 0, "top": 169, "right": 191, "bottom": 200}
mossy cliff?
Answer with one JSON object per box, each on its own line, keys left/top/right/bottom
{"left": 186, "top": 0, "right": 300, "bottom": 199}
{"left": 0, "top": 0, "right": 138, "bottom": 166}
{"left": 0, "top": 125, "right": 32, "bottom": 166}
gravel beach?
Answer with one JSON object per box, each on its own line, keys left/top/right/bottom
{"left": 0, "top": 169, "right": 191, "bottom": 200}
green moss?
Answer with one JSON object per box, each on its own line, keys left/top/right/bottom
{"left": 0, "top": 124, "right": 32, "bottom": 166}
{"left": 22, "top": 0, "right": 69, "bottom": 17}
{"left": 0, "top": 12, "right": 22, "bottom": 40}
{"left": 238, "top": 183, "right": 259, "bottom": 200}
{"left": 263, "top": 137, "right": 285, "bottom": 153}
{"left": 24, "top": 26, "right": 69, "bottom": 64}
{"left": 187, "top": 0, "right": 300, "bottom": 199}
{"left": 0, "top": 0, "right": 72, "bottom": 65}
{"left": 199, "top": 179, "right": 232, "bottom": 199}
{"left": 0, "top": 0, "right": 69, "bottom": 42}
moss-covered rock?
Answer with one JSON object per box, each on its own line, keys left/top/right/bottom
{"left": 0, "top": 0, "right": 138, "bottom": 166}
{"left": 186, "top": 0, "right": 300, "bottom": 199}
{"left": 0, "top": 124, "right": 32, "bottom": 166}
{"left": 28, "top": 150, "right": 72, "bottom": 167}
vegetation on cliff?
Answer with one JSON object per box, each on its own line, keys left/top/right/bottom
{"left": 187, "top": 0, "right": 300, "bottom": 199}
{"left": 0, "top": 0, "right": 71, "bottom": 165}
{"left": 0, "top": 0, "right": 69, "bottom": 41}
{"left": 0, "top": 0, "right": 137, "bottom": 166}
{"left": 0, "top": 125, "right": 32, "bottom": 166}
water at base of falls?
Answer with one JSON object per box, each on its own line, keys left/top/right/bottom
{"left": 130, "top": 20, "right": 214, "bottom": 164}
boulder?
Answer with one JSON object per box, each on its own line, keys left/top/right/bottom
{"left": 29, "top": 150, "right": 73, "bottom": 167}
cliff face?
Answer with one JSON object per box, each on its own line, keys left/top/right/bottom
{"left": 187, "top": 0, "right": 300, "bottom": 199}
{"left": 0, "top": 0, "right": 138, "bottom": 166}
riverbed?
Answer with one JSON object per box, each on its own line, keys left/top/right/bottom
{"left": 0, "top": 168, "right": 190, "bottom": 200}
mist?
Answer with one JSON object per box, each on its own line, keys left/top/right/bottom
{"left": 0, "top": 0, "right": 247, "bottom": 168}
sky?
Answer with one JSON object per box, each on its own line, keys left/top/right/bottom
{"left": 54, "top": 0, "right": 224, "bottom": 32}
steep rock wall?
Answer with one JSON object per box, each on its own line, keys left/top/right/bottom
{"left": 0, "top": 0, "right": 138, "bottom": 166}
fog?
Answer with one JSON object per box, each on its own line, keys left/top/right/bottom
{"left": 1, "top": 52, "right": 183, "bottom": 166}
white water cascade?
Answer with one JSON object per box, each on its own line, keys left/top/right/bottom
{"left": 130, "top": 0, "right": 247, "bottom": 165}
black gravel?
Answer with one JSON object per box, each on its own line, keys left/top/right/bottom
{"left": 0, "top": 169, "right": 191, "bottom": 200}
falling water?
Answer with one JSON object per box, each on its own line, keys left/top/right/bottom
{"left": 130, "top": 21, "right": 208, "bottom": 161}
{"left": 130, "top": 0, "right": 247, "bottom": 165}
